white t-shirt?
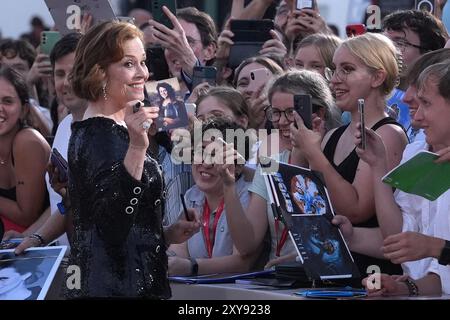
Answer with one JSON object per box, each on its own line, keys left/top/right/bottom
{"left": 396, "top": 140, "right": 450, "bottom": 294}
{"left": 45, "top": 114, "right": 73, "bottom": 248}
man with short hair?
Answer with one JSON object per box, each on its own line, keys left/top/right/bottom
{"left": 382, "top": 10, "right": 448, "bottom": 132}
{"left": 149, "top": 6, "right": 217, "bottom": 96}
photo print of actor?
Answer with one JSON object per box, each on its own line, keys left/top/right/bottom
{"left": 145, "top": 77, "right": 188, "bottom": 131}
{"left": 290, "top": 175, "right": 326, "bottom": 215}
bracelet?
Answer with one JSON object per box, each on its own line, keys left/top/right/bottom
{"left": 403, "top": 277, "right": 419, "bottom": 296}
{"left": 29, "top": 233, "right": 45, "bottom": 246}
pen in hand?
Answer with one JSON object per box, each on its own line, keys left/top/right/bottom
{"left": 180, "top": 193, "right": 192, "bottom": 221}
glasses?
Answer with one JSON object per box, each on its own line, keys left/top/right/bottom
{"left": 324, "top": 67, "right": 351, "bottom": 82}
{"left": 391, "top": 38, "right": 425, "bottom": 52}
{"left": 267, "top": 108, "right": 295, "bottom": 122}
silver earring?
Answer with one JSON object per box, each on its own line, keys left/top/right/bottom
{"left": 102, "top": 83, "right": 108, "bottom": 101}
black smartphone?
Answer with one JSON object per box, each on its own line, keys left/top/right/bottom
{"left": 229, "top": 19, "right": 274, "bottom": 43}
{"left": 180, "top": 193, "right": 192, "bottom": 221}
{"left": 293, "top": 94, "right": 313, "bottom": 130}
{"left": 192, "top": 66, "right": 217, "bottom": 89}
{"left": 229, "top": 19, "right": 274, "bottom": 69}
{"left": 146, "top": 45, "right": 170, "bottom": 81}
{"left": 415, "top": 0, "right": 436, "bottom": 15}
{"left": 358, "top": 99, "right": 366, "bottom": 150}
{"left": 50, "top": 148, "right": 68, "bottom": 183}
{"left": 151, "top": 0, "right": 177, "bottom": 29}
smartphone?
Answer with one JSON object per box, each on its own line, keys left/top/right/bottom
{"left": 247, "top": 68, "right": 272, "bottom": 92}
{"left": 229, "top": 19, "right": 274, "bottom": 69}
{"left": 346, "top": 24, "right": 367, "bottom": 37}
{"left": 358, "top": 99, "right": 366, "bottom": 150}
{"left": 40, "top": 31, "right": 61, "bottom": 55}
{"left": 295, "top": 0, "right": 315, "bottom": 10}
{"left": 152, "top": 0, "right": 177, "bottom": 29}
{"left": 230, "top": 19, "right": 274, "bottom": 43}
{"left": 293, "top": 94, "right": 313, "bottom": 130}
{"left": 50, "top": 148, "right": 68, "bottom": 183}
{"left": 146, "top": 45, "right": 170, "bottom": 81}
{"left": 192, "top": 66, "right": 217, "bottom": 89}
{"left": 185, "top": 103, "right": 196, "bottom": 116}
{"left": 415, "top": 0, "right": 435, "bottom": 15}
{"left": 180, "top": 193, "right": 192, "bottom": 221}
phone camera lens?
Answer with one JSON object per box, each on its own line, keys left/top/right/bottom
{"left": 251, "top": 72, "right": 255, "bottom": 80}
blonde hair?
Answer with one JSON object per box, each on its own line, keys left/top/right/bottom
{"left": 295, "top": 33, "right": 342, "bottom": 70}
{"left": 71, "top": 21, "right": 144, "bottom": 101}
{"left": 340, "top": 33, "right": 401, "bottom": 96}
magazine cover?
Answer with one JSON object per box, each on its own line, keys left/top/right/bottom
{"left": 0, "top": 246, "right": 67, "bottom": 300}
{"left": 263, "top": 160, "right": 359, "bottom": 280}
{"left": 264, "top": 160, "right": 332, "bottom": 218}
{"left": 145, "top": 77, "right": 189, "bottom": 132}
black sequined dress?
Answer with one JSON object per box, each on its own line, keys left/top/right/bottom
{"left": 67, "top": 117, "right": 170, "bottom": 299}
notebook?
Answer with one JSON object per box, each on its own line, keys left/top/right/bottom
{"left": 382, "top": 150, "right": 450, "bottom": 201}
{"left": 262, "top": 159, "right": 360, "bottom": 281}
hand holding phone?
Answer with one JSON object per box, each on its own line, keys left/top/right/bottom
{"left": 152, "top": 0, "right": 177, "bottom": 29}
{"left": 192, "top": 66, "right": 217, "bottom": 90}
{"left": 358, "top": 99, "right": 366, "bottom": 150}
{"left": 247, "top": 68, "right": 271, "bottom": 92}
{"left": 146, "top": 45, "right": 170, "bottom": 81}
{"left": 50, "top": 148, "right": 68, "bottom": 183}
{"left": 180, "top": 193, "right": 192, "bottom": 221}
{"left": 295, "top": 0, "right": 315, "bottom": 10}
{"left": 40, "top": 31, "right": 61, "bottom": 55}
{"left": 293, "top": 94, "right": 313, "bottom": 130}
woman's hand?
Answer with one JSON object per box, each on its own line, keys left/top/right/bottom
{"left": 168, "top": 256, "right": 192, "bottom": 276}
{"left": 125, "top": 100, "right": 159, "bottom": 150}
{"left": 165, "top": 207, "right": 201, "bottom": 245}
{"left": 332, "top": 215, "right": 354, "bottom": 243}
{"left": 215, "top": 19, "right": 234, "bottom": 62}
{"left": 290, "top": 112, "right": 323, "bottom": 162}
{"left": 354, "top": 122, "right": 388, "bottom": 170}
{"left": 217, "top": 140, "right": 245, "bottom": 187}
{"left": 259, "top": 30, "right": 287, "bottom": 58}
{"left": 26, "top": 54, "right": 52, "bottom": 86}
{"left": 362, "top": 274, "right": 408, "bottom": 297}
{"left": 186, "top": 82, "right": 211, "bottom": 104}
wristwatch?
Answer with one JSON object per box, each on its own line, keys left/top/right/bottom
{"left": 438, "top": 240, "right": 450, "bottom": 266}
{"left": 189, "top": 257, "right": 198, "bottom": 276}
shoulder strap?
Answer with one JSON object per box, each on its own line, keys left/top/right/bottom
{"left": 323, "top": 124, "right": 349, "bottom": 161}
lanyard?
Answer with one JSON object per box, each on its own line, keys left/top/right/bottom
{"left": 202, "top": 198, "right": 225, "bottom": 258}
{"left": 275, "top": 218, "right": 289, "bottom": 257}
